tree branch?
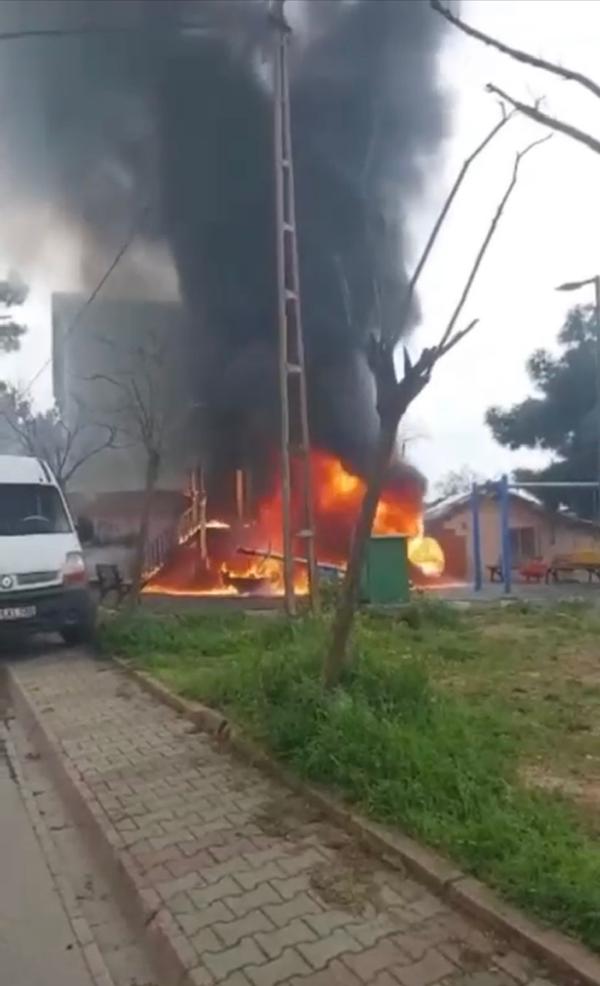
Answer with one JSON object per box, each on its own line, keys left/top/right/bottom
{"left": 87, "top": 366, "right": 161, "bottom": 453}
{"left": 86, "top": 371, "right": 129, "bottom": 393}
{"left": 437, "top": 134, "right": 551, "bottom": 353}
{"left": 486, "top": 83, "right": 600, "bottom": 156}
{"left": 438, "top": 318, "right": 479, "bottom": 358}
{"left": 367, "top": 112, "right": 524, "bottom": 423}
{"left": 431, "top": 0, "right": 600, "bottom": 101}
{"left": 398, "top": 105, "right": 514, "bottom": 335}
{"left": 326, "top": 124, "right": 549, "bottom": 685}
{"left": 58, "top": 416, "right": 77, "bottom": 477}
{"left": 61, "top": 425, "right": 118, "bottom": 485}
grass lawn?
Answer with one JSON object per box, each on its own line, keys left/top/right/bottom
{"left": 99, "top": 599, "right": 600, "bottom": 951}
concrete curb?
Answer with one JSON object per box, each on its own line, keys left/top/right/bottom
{"left": 116, "top": 662, "right": 230, "bottom": 738}
{"left": 0, "top": 721, "right": 116, "bottom": 986}
{"left": 113, "top": 658, "right": 600, "bottom": 986}
{"left": 7, "top": 667, "right": 210, "bottom": 986}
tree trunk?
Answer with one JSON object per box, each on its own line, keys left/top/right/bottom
{"left": 324, "top": 414, "right": 399, "bottom": 688}
{"left": 129, "top": 449, "right": 160, "bottom": 607}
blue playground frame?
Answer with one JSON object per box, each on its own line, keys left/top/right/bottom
{"left": 470, "top": 477, "right": 600, "bottom": 595}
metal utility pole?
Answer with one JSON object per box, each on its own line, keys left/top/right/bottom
{"left": 270, "top": 0, "right": 319, "bottom": 615}
{"left": 556, "top": 275, "right": 600, "bottom": 521}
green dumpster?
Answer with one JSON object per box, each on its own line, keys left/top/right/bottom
{"left": 360, "top": 534, "right": 409, "bottom": 605}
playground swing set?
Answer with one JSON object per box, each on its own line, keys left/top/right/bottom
{"left": 470, "top": 476, "right": 600, "bottom": 594}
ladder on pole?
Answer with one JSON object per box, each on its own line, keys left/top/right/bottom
{"left": 270, "top": 0, "right": 319, "bottom": 616}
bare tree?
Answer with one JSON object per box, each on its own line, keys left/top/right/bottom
{"left": 324, "top": 122, "right": 549, "bottom": 687}
{"left": 0, "top": 383, "right": 117, "bottom": 489}
{"left": 434, "top": 465, "right": 484, "bottom": 499}
{"left": 431, "top": 0, "right": 600, "bottom": 158}
{"left": 87, "top": 332, "right": 190, "bottom": 605}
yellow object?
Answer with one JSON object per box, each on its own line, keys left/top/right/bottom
{"left": 408, "top": 535, "right": 445, "bottom": 577}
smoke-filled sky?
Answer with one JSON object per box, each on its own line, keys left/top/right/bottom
{"left": 2, "top": 0, "right": 600, "bottom": 488}
{"left": 0, "top": 0, "right": 448, "bottom": 486}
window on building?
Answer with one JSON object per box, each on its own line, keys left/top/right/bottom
{"left": 509, "top": 526, "right": 536, "bottom": 561}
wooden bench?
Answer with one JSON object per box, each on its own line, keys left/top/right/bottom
{"left": 488, "top": 559, "right": 548, "bottom": 583}
{"left": 518, "top": 559, "right": 547, "bottom": 582}
{"left": 546, "top": 552, "right": 600, "bottom": 583}
{"left": 96, "top": 564, "right": 132, "bottom": 605}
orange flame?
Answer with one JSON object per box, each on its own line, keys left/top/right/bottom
{"left": 145, "top": 449, "right": 443, "bottom": 597}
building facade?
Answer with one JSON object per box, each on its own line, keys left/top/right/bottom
{"left": 52, "top": 292, "right": 195, "bottom": 493}
{"left": 426, "top": 490, "right": 600, "bottom": 582}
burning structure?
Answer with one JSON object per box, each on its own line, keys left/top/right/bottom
{"left": 145, "top": 451, "right": 438, "bottom": 598}
{"left": 1, "top": 1, "right": 451, "bottom": 594}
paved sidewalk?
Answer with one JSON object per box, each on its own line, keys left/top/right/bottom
{"left": 9, "top": 714, "right": 157, "bottom": 986}
{"left": 0, "top": 722, "right": 96, "bottom": 986}
{"left": 9, "top": 652, "right": 557, "bottom": 986}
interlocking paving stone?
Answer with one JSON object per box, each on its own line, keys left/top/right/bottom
{"left": 10, "top": 653, "right": 563, "bottom": 986}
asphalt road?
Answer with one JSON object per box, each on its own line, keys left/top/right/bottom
{"left": 0, "top": 724, "right": 94, "bottom": 986}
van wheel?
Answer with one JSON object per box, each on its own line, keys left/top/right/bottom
{"left": 61, "top": 624, "right": 94, "bottom": 647}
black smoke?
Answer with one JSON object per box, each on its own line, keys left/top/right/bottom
{"left": 0, "top": 0, "right": 450, "bottom": 494}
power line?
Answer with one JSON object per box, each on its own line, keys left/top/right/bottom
{"left": 0, "top": 27, "right": 133, "bottom": 43}
{"left": 22, "top": 221, "right": 142, "bottom": 397}
{"left": 0, "top": 23, "right": 208, "bottom": 44}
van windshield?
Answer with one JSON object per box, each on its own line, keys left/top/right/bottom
{"left": 0, "top": 484, "right": 72, "bottom": 536}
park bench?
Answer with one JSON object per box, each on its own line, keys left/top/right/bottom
{"left": 488, "top": 559, "right": 548, "bottom": 583}
{"left": 96, "top": 563, "right": 132, "bottom": 605}
{"left": 487, "top": 563, "right": 503, "bottom": 582}
{"left": 546, "top": 551, "right": 600, "bottom": 583}
{"left": 518, "top": 559, "right": 548, "bottom": 582}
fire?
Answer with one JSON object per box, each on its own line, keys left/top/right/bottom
{"left": 407, "top": 522, "right": 445, "bottom": 578}
{"left": 144, "top": 449, "right": 444, "bottom": 597}
{"left": 318, "top": 457, "right": 362, "bottom": 503}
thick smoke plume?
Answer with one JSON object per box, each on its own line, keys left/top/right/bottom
{"left": 0, "top": 0, "right": 449, "bottom": 495}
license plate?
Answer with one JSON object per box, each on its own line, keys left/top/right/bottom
{"left": 0, "top": 606, "right": 36, "bottom": 621}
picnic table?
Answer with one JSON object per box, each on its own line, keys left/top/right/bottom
{"left": 488, "top": 551, "right": 600, "bottom": 585}
{"left": 487, "top": 559, "right": 547, "bottom": 583}
{"left": 546, "top": 551, "right": 600, "bottom": 583}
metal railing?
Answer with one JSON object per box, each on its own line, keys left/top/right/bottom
{"left": 177, "top": 506, "right": 198, "bottom": 545}
{"left": 142, "top": 521, "right": 178, "bottom": 581}
{"left": 141, "top": 503, "right": 204, "bottom": 581}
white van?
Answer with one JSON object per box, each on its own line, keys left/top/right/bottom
{"left": 0, "top": 455, "right": 96, "bottom": 644}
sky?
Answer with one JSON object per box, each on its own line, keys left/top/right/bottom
{"left": 2, "top": 0, "right": 600, "bottom": 490}
{"left": 404, "top": 0, "right": 600, "bottom": 487}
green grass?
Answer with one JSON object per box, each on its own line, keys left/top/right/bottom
{"left": 99, "top": 602, "right": 600, "bottom": 951}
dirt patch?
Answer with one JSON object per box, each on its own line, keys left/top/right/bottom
{"left": 252, "top": 795, "right": 382, "bottom": 913}
{"left": 114, "top": 682, "right": 135, "bottom": 701}
{"left": 579, "top": 672, "right": 600, "bottom": 687}
{"left": 252, "top": 795, "right": 323, "bottom": 840}
{"left": 554, "top": 644, "right": 600, "bottom": 678}
{"left": 455, "top": 944, "right": 492, "bottom": 972}
{"left": 309, "top": 844, "right": 383, "bottom": 915}
{"left": 477, "top": 623, "right": 545, "bottom": 641}
{"left": 520, "top": 763, "right": 600, "bottom": 814}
